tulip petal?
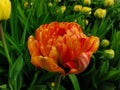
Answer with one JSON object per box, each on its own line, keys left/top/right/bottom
{"left": 76, "top": 52, "right": 92, "bottom": 73}
{"left": 28, "top": 35, "right": 41, "bottom": 56}
{"left": 63, "top": 62, "right": 77, "bottom": 73}
{"left": 31, "top": 56, "right": 65, "bottom": 74}
{"left": 83, "top": 36, "right": 99, "bottom": 53}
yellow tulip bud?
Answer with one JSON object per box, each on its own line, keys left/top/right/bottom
{"left": 54, "top": 0, "right": 61, "bottom": 2}
{"left": 94, "top": 8, "right": 106, "bottom": 18}
{"left": 24, "top": 2, "right": 29, "bottom": 8}
{"left": 81, "top": 7, "right": 92, "bottom": 15}
{"left": 83, "top": 19, "right": 89, "bottom": 25}
{"left": 48, "top": 2, "right": 53, "bottom": 7}
{"left": 61, "top": 5, "right": 66, "bottom": 13}
{"left": 30, "top": 2, "right": 33, "bottom": 6}
{"left": 73, "top": 5, "right": 82, "bottom": 12}
{"left": 104, "top": 0, "right": 114, "bottom": 7}
{"left": 104, "top": 49, "right": 115, "bottom": 59}
{"left": 74, "top": 19, "right": 77, "bottom": 22}
{"left": 0, "top": 0, "right": 11, "bottom": 21}
{"left": 101, "top": 39, "right": 110, "bottom": 47}
{"left": 83, "top": 0, "right": 91, "bottom": 6}
{"left": 51, "top": 82, "right": 55, "bottom": 87}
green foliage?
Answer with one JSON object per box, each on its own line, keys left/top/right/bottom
{"left": 68, "top": 74, "right": 80, "bottom": 90}
{"left": 0, "top": 0, "right": 120, "bottom": 90}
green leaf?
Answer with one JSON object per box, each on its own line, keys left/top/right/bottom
{"left": 36, "top": 0, "right": 45, "bottom": 18}
{"left": 28, "top": 85, "right": 47, "bottom": 90}
{"left": 0, "top": 84, "right": 7, "bottom": 90}
{"left": 100, "top": 69, "right": 120, "bottom": 82}
{"left": 98, "top": 60, "right": 109, "bottom": 78}
{"left": 4, "top": 33, "right": 22, "bottom": 54}
{"left": 9, "top": 55, "right": 24, "bottom": 90}
{"left": 98, "top": 82, "right": 116, "bottom": 90}
{"left": 68, "top": 74, "right": 80, "bottom": 90}
{"left": 9, "top": 55, "right": 23, "bottom": 79}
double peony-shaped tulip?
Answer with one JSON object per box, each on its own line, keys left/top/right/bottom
{"left": 28, "top": 22, "right": 99, "bottom": 75}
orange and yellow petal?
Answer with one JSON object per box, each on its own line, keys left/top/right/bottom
{"left": 31, "top": 56, "right": 65, "bottom": 74}
{"left": 28, "top": 35, "right": 41, "bottom": 56}
{"left": 83, "top": 36, "right": 99, "bottom": 53}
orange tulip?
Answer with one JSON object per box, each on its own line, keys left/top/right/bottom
{"left": 28, "top": 22, "right": 99, "bottom": 75}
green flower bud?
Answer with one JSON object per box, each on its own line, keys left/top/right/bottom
{"left": 104, "top": 49, "right": 115, "bottom": 59}
{"left": 101, "top": 39, "right": 110, "bottom": 47}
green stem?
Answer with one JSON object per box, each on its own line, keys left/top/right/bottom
{"left": 54, "top": 74, "right": 62, "bottom": 90}
{"left": 0, "top": 23, "right": 12, "bottom": 67}
{"left": 28, "top": 70, "right": 40, "bottom": 89}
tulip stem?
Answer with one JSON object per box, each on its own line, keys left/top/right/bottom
{"left": 54, "top": 73, "right": 62, "bottom": 90}
{"left": 0, "top": 23, "right": 12, "bottom": 67}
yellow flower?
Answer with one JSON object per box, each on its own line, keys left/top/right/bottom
{"left": 24, "top": 2, "right": 28, "bottom": 8}
{"left": 83, "top": 19, "right": 89, "bottom": 25}
{"left": 48, "top": 2, "right": 53, "bottom": 7}
{"left": 104, "top": 0, "right": 114, "bottom": 7}
{"left": 104, "top": 49, "right": 115, "bottom": 59}
{"left": 94, "top": 8, "right": 106, "bottom": 18}
{"left": 51, "top": 82, "right": 55, "bottom": 87}
{"left": 81, "top": 7, "right": 92, "bottom": 15}
{"left": 61, "top": 5, "right": 66, "bottom": 13}
{"left": 73, "top": 5, "right": 82, "bottom": 12}
{"left": 83, "top": 0, "right": 91, "bottom": 6}
{"left": 101, "top": 39, "right": 110, "bottom": 47}
{"left": 0, "top": 0, "right": 11, "bottom": 20}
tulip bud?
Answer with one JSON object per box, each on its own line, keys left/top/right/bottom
{"left": 74, "top": 19, "right": 77, "bottom": 22}
{"left": 101, "top": 39, "right": 110, "bottom": 47}
{"left": 81, "top": 7, "right": 92, "bottom": 15}
{"left": 0, "top": 0, "right": 11, "bottom": 21}
{"left": 48, "top": 2, "right": 53, "bottom": 7}
{"left": 61, "top": 5, "right": 66, "bottom": 13}
{"left": 94, "top": 8, "right": 106, "bottom": 18}
{"left": 83, "top": 0, "right": 91, "bottom": 6}
{"left": 73, "top": 5, "right": 82, "bottom": 12}
{"left": 54, "top": 0, "right": 61, "bottom": 2}
{"left": 24, "top": 2, "right": 29, "bottom": 8}
{"left": 104, "top": 49, "right": 115, "bottom": 59}
{"left": 30, "top": 2, "right": 33, "bottom": 6}
{"left": 83, "top": 19, "right": 89, "bottom": 25}
{"left": 51, "top": 82, "right": 55, "bottom": 87}
{"left": 104, "top": 0, "right": 114, "bottom": 7}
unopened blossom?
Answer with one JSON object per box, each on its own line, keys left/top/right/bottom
{"left": 83, "top": 19, "right": 89, "bottom": 25}
{"left": 54, "top": 0, "right": 61, "bottom": 2}
{"left": 73, "top": 5, "right": 82, "bottom": 12}
{"left": 48, "top": 2, "right": 53, "bottom": 7}
{"left": 28, "top": 22, "right": 99, "bottom": 75}
{"left": 83, "top": 0, "right": 91, "bottom": 6}
{"left": 0, "top": 0, "right": 11, "bottom": 20}
{"left": 74, "top": 19, "right": 77, "bottom": 22}
{"left": 101, "top": 39, "right": 110, "bottom": 47}
{"left": 61, "top": 5, "right": 66, "bottom": 13}
{"left": 104, "top": 0, "right": 114, "bottom": 7}
{"left": 24, "top": 2, "right": 28, "bottom": 8}
{"left": 94, "top": 8, "right": 106, "bottom": 18}
{"left": 81, "top": 7, "right": 92, "bottom": 15}
{"left": 51, "top": 82, "right": 55, "bottom": 87}
{"left": 104, "top": 49, "right": 115, "bottom": 59}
